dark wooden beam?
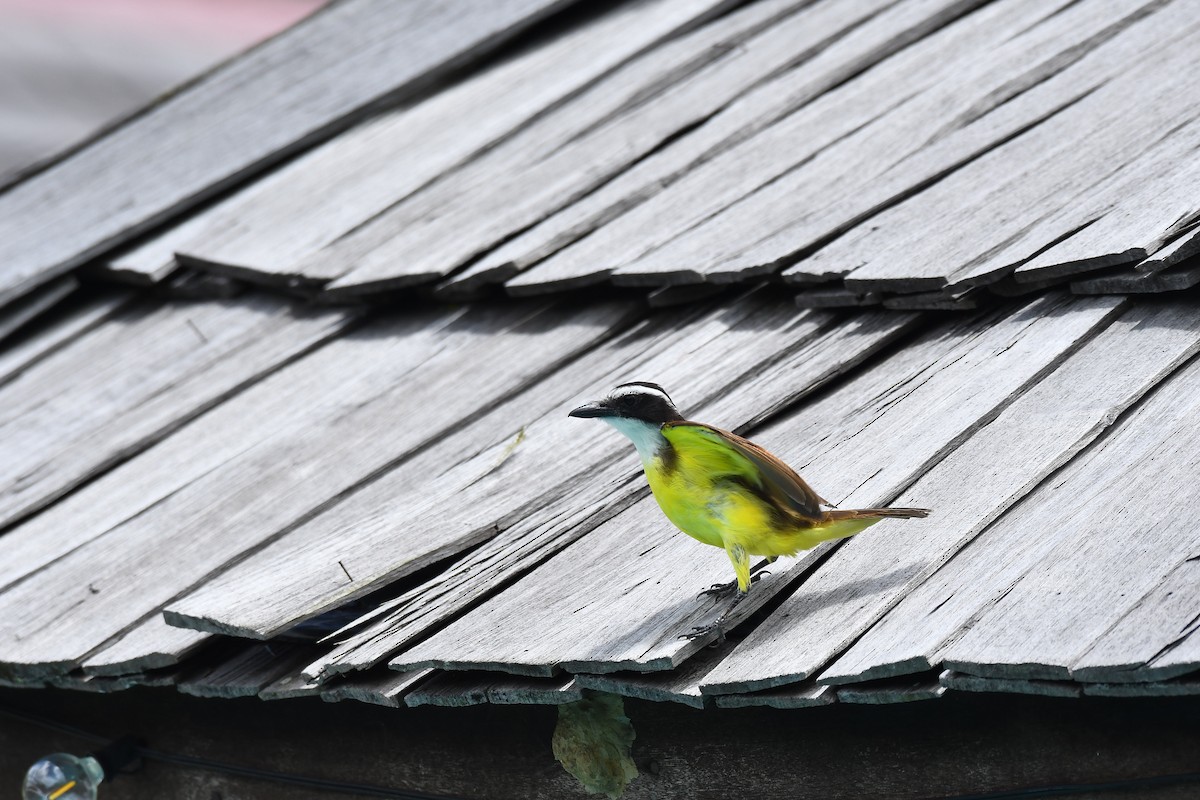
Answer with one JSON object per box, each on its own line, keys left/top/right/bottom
{"left": 2, "top": 687, "right": 1200, "bottom": 799}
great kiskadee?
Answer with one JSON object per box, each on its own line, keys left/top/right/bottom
{"left": 569, "top": 382, "right": 930, "bottom": 640}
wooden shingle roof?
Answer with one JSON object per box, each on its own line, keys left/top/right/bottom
{"left": 2, "top": 0, "right": 1199, "bottom": 715}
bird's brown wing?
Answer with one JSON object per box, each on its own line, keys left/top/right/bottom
{"left": 663, "top": 421, "right": 828, "bottom": 521}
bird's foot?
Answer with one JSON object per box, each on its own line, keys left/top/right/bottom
{"left": 680, "top": 622, "right": 726, "bottom": 644}
{"left": 696, "top": 571, "right": 769, "bottom": 602}
{"left": 681, "top": 589, "right": 748, "bottom": 644}
{"left": 697, "top": 580, "right": 738, "bottom": 601}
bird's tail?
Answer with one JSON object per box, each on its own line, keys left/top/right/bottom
{"left": 825, "top": 507, "right": 931, "bottom": 521}
{"left": 788, "top": 507, "right": 930, "bottom": 551}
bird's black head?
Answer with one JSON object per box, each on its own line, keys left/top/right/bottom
{"left": 568, "top": 382, "right": 683, "bottom": 424}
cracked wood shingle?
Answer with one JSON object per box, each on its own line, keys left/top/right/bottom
{"left": 1071, "top": 256, "right": 1200, "bottom": 295}
{"left": 938, "top": 671, "right": 1082, "bottom": 698}
{"left": 0, "top": 295, "right": 354, "bottom": 531}
{"left": 1001, "top": 117, "right": 1200, "bottom": 285}
{"left": 697, "top": 299, "right": 1200, "bottom": 695}
{"left": 712, "top": 683, "right": 835, "bottom": 709}
{"left": 0, "top": 305, "right": 462, "bottom": 595}
{"left": 827, "top": 2, "right": 1200, "bottom": 293}
{"left": 1071, "top": 558, "right": 1200, "bottom": 683}
{"left": 319, "top": 668, "right": 434, "bottom": 709}
{"left": 313, "top": 0, "right": 849, "bottom": 297}
{"left": 824, "top": 308, "right": 1200, "bottom": 684}
{"left": 0, "top": 302, "right": 632, "bottom": 679}
{"left": 176, "top": 642, "right": 318, "bottom": 699}
{"left": 0, "top": 0, "right": 585, "bottom": 308}
{"left": 81, "top": 616, "right": 210, "bottom": 678}
{"left": 573, "top": 643, "right": 732, "bottom": 708}
{"left": 499, "top": 0, "right": 988, "bottom": 297}
{"left": 169, "top": 0, "right": 739, "bottom": 288}
{"left": 386, "top": 295, "right": 1118, "bottom": 678}
{"left": 404, "top": 672, "right": 582, "bottom": 708}
{"left": 602, "top": 0, "right": 1112, "bottom": 289}
{"left": 604, "top": 0, "right": 1143, "bottom": 290}
{"left": 935, "top": 353, "right": 1200, "bottom": 680}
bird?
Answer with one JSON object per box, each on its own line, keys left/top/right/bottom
{"left": 569, "top": 381, "right": 930, "bottom": 641}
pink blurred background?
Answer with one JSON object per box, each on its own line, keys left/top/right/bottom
{"left": 0, "top": 0, "right": 324, "bottom": 181}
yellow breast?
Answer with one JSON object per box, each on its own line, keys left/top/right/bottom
{"left": 643, "top": 451, "right": 779, "bottom": 552}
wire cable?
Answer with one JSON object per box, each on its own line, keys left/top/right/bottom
{"left": 0, "top": 703, "right": 457, "bottom": 800}
{"left": 134, "top": 746, "right": 457, "bottom": 800}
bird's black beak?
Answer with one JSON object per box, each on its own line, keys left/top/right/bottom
{"left": 569, "top": 400, "right": 615, "bottom": 419}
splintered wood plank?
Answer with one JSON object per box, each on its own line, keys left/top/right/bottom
{"left": 259, "top": 670, "right": 324, "bottom": 701}
{"left": 320, "top": 669, "right": 433, "bottom": 708}
{"left": 939, "top": 671, "right": 1080, "bottom": 699}
{"left": 1071, "top": 258, "right": 1200, "bottom": 295}
{"left": 1006, "top": 118, "right": 1200, "bottom": 284}
{"left": 174, "top": 0, "right": 738, "bottom": 285}
{"left": 178, "top": 643, "right": 318, "bottom": 699}
{"left": 713, "top": 683, "right": 835, "bottom": 709}
{"left": 488, "top": 675, "right": 582, "bottom": 705}
{"left": 388, "top": 295, "right": 1119, "bottom": 678}
{"left": 858, "top": 38, "right": 1200, "bottom": 292}
{"left": 303, "top": 305, "right": 916, "bottom": 682}
{"left": 0, "top": 305, "right": 464, "bottom": 592}
{"left": 624, "top": 0, "right": 1154, "bottom": 289}
{"left": 404, "top": 672, "right": 582, "bottom": 707}
{"left": 98, "top": 196, "right": 243, "bottom": 285}
{"left": 700, "top": 298, "right": 1198, "bottom": 695}
{"left": 0, "top": 295, "right": 353, "bottom": 530}
{"left": 404, "top": 673, "right": 493, "bottom": 708}
{"left": 1136, "top": 229, "right": 1200, "bottom": 274}
{"left": 573, "top": 645, "right": 730, "bottom": 708}
{"left": 173, "top": 295, "right": 907, "bottom": 649}
{"left": 934, "top": 354, "right": 1200, "bottom": 681}
{"left": 1071, "top": 559, "right": 1200, "bottom": 683}
{"left": 837, "top": 678, "right": 944, "bottom": 704}
{"left": 0, "top": 302, "right": 632, "bottom": 679}
{"left": 493, "top": 0, "right": 956, "bottom": 296}
{"left": 318, "top": 0, "right": 859, "bottom": 296}
{"left": 0, "top": 0, "right": 584, "bottom": 306}
{"left": 81, "top": 616, "right": 210, "bottom": 677}
{"left": 775, "top": 0, "right": 1198, "bottom": 292}
{"left": 823, "top": 303, "right": 1200, "bottom": 685}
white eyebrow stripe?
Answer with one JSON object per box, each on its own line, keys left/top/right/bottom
{"left": 609, "top": 383, "right": 673, "bottom": 404}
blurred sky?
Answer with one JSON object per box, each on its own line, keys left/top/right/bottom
{"left": 0, "top": 0, "right": 324, "bottom": 182}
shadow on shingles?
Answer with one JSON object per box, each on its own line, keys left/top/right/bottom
{"left": 763, "top": 562, "right": 925, "bottom": 620}
{"left": 580, "top": 561, "right": 922, "bottom": 671}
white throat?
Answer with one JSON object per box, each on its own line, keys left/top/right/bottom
{"left": 603, "top": 417, "right": 668, "bottom": 464}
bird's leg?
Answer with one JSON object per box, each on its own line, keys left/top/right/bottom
{"left": 697, "top": 558, "right": 771, "bottom": 601}
{"left": 684, "top": 544, "right": 754, "bottom": 642}
{"left": 682, "top": 590, "right": 747, "bottom": 643}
